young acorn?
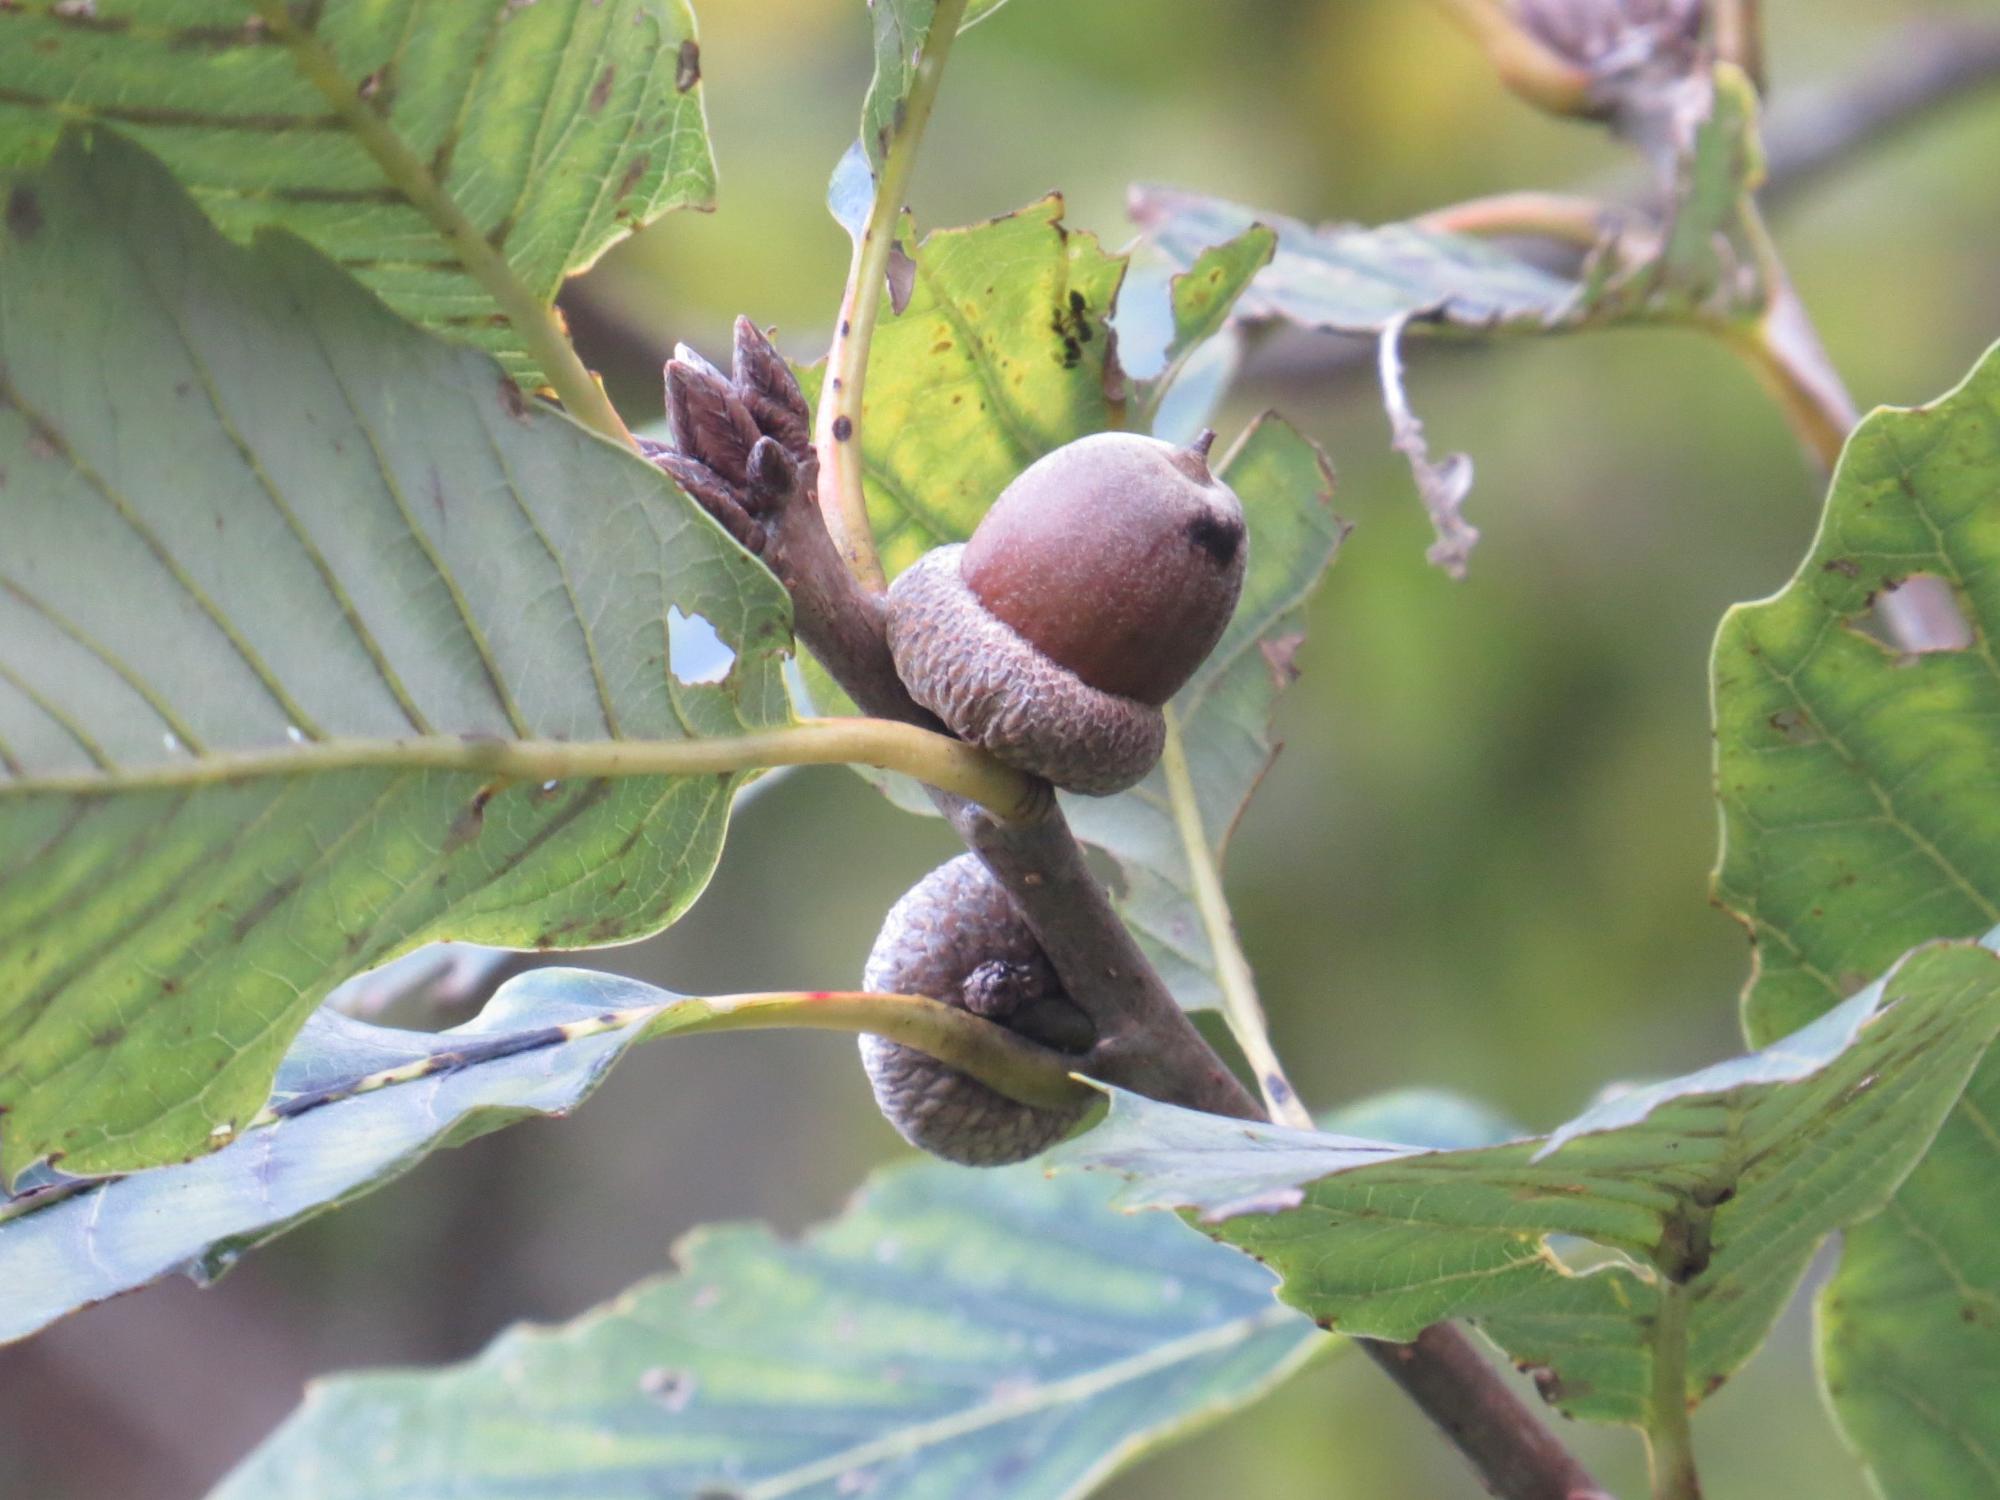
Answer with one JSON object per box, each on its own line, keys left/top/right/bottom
{"left": 884, "top": 430, "right": 1247, "bottom": 795}
{"left": 861, "top": 855, "right": 1095, "bottom": 1165}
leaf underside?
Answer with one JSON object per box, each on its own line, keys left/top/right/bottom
{"left": 1130, "top": 66, "right": 1763, "bottom": 341}
{"left": 209, "top": 1149, "right": 1323, "bottom": 1500}
{"left": 1131, "top": 185, "right": 1574, "bottom": 337}
{"left": 0, "top": 132, "right": 789, "bottom": 1183}
{"left": 0, "top": 970, "right": 813, "bottom": 1344}
{"left": 1712, "top": 340, "right": 2000, "bottom": 1494}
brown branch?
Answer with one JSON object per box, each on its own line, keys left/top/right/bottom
{"left": 1362, "top": 1328, "right": 1613, "bottom": 1500}
{"left": 1759, "top": 19, "right": 2000, "bottom": 211}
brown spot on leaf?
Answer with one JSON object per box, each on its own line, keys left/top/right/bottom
{"left": 588, "top": 65, "right": 616, "bottom": 113}
{"left": 675, "top": 39, "right": 701, "bottom": 92}
{"left": 498, "top": 376, "right": 530, "bottom": 422}
{"left": 1768, "top": 707, "right": 1818, "bottom": 745}
{"left": 886, "top": 241, "right": 916, "bottom": 315}
{"left": 232, "top": 875, "right": 301, "bottom": 940}
{"left": 1525, "top": 1365, "right": 1567, "bottom": 1404}
{"left": 358, "top": 64, "right": 392, "bottom": 109}
{"left": 5, "top": 186, "right": 41, "bottom": 239}
{"left": 444, "top": 782, "right": 502, "bottom": 852}
{"left": 615, "top": 152, "right": 651, "bottom": 202}
{"left": 1261, "top": 632, "right": 1305, "bottom": 690}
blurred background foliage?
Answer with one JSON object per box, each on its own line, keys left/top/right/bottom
{"left": 7, "top": 1, "right": 2000, "bottom": 1496}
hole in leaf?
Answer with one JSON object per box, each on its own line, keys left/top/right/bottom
{"left": 639, "top": 1366, "right": 696, "bottom": 1412}
{"left": 667, "top": 607, "right": 736, "bottom": 685}
{"left": 1857, "top": 574, "right": 1974, "bottom": 656}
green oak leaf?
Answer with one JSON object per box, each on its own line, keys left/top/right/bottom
{"left": 0, "top": 0, "right": 715, "bottom": 385}
{"left": 1059, "top": 937, "right": 2000, "bottom": 1426}
{"left": 0, "top": 131, "right": 790, "bottom": 1183}
{"left": 208, "top": 1148, "right": 1324, "bottom": 1500}
{"left": 1118, "top": 226, "right": 1277, "bottom": 433}
{"left": 1712, "top": 340, "right": 2000, "bottom": 1495}
{"left": 797, "top": 196, "right": 1128, "bottom": 579}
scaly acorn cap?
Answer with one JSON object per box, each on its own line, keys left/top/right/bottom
{"left": 860, "top": 855, "right": 1093, "bottom": 1166}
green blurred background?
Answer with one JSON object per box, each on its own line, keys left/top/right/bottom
{"left": 7, "top": 1, "right": 2000, "bottom": 1494}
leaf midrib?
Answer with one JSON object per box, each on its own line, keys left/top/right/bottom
{"left": 742, "top": 1304, "right": 1306, "bottom": 1500}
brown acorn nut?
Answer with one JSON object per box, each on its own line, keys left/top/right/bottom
{"left": 860, "top": 855, "right": 1095, "bottom": 1166}
{"left": 884, "top": 431, "right": 1247, "bottom": 795}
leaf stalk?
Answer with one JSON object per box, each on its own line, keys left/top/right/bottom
{"left": 1426, "top": 0, "right": 1597, "bottom": 116}
{"left": 1643, "top": 1281, "right": 1703, "bottom": 1500}
{"left": 815, "top": 0, "right": 973, "bottom": 590}
{"left": 1709, "top": 198, "right": 1856, "bottom": 474}
{"left": 1159, "top": 709, "right": 1310, "bottom": 1128}
{"left": 3, "top": 719, "right": 1048, "bottom": 825}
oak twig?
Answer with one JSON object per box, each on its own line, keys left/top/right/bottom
{"left": 654, "top": 320, "right": 1255, "bottom": 1122}
{"left": 1760, "top": 19, "right": 2000, "bottom": 211}
{"left": 1712, "top": 0, "right": 1765, "bottom": 96}
{"left": 1363, "top": 1328, "right": 1614, "bottom": 1500}
{"left": 1225, "top": 19, "right": 2000, "bottom": 389}
{"left": 1416, "top": 191, "right": 1629, "bottom": 251}
{"left": 653, "top": 317, "right": 1608, "bottom": 1500}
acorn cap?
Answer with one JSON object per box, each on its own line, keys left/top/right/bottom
{"left": 885, "top": 546, "right": 1167, "bottom": 795}
{"left": 860, "top": 855, "right": 1093, "bottom": 1166}
{"left": 959, "top": 430, "right": 1247, "bottom": 707}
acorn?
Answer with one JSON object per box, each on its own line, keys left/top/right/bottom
{"left": 860, "top": 855, "right": 1094, "bottom": 1165}
{"left": 884, "top": 431, "right": 1247, "bottom": 795}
